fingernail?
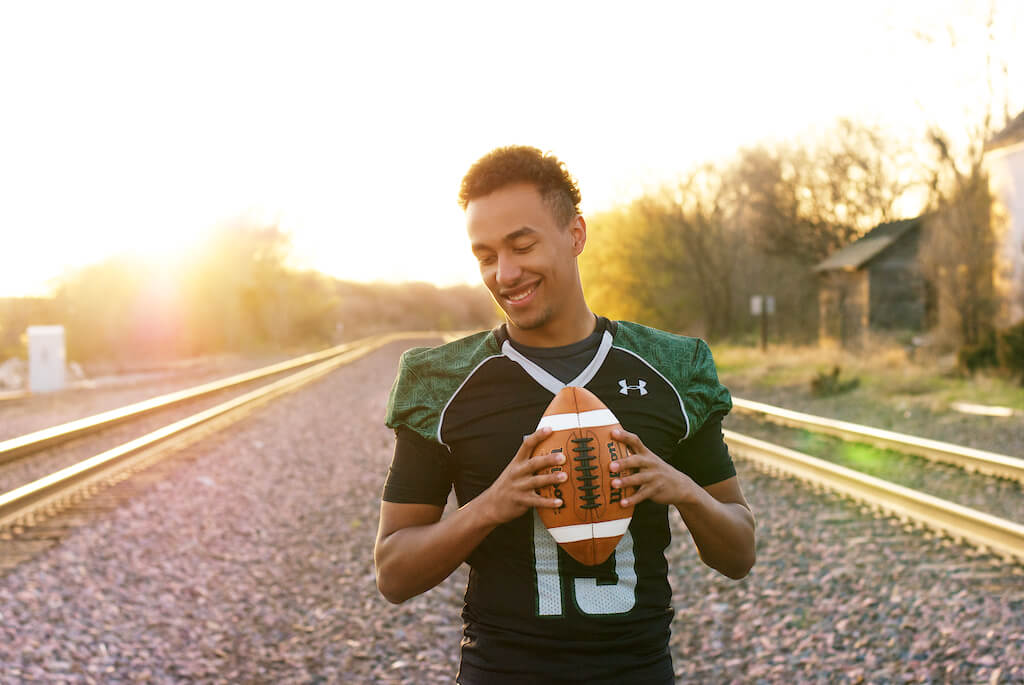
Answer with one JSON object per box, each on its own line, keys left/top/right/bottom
{"left": 554, "top": 499, "right": 562, "bottom": 507}
{"left": 609, "top": 462, "right": 618, "bottom": 470}
{"left": 620, "top": 499, "right": 629, "bottom": 507}
{"left": 556, "top": 454, "right": 565, "bottom": 463}
{"left": 558, "top": 472, "right": 567, "bottom": 481}
{"left": 611, "top": 479, "right": 620, "bottom": 488}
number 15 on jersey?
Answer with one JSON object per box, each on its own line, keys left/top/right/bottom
{"left": 532, "top": 510, "right": 638, "bottom": 616}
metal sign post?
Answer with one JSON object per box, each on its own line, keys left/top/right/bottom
{"left": 750, "top": 296, "right": 775, "bottom": 351}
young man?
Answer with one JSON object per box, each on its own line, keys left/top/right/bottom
{"left": 375, "top": 146, "right": 755, "bottom": 684}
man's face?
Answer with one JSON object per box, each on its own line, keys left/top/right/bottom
{"left": 466, "top": 183, "right": 585, "bottom": 336}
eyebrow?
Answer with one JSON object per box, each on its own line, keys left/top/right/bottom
{"left": 471, "top": 226, "right": 538, "bottom": 252}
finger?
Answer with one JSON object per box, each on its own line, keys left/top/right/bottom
{"left": 610, "top": 428, "right": 647, "bottom": 454}
{"left": 611, "top": 469, "right": 654, "bottom": 491}
{"left": 528, "top": 493, "right": 564, "bottom": 509}
{"left": 531, "top": 450, "right": 567, "bottom": 470}
{"left": 609, "top": 451, "right": 654, "bottom": 473}
{"left": 515, "top": 426, "right": 553, "bottom": 460}
{"left": 528, "top": 470, "right": 568, "bottom": 491}
{"left": 620, "top": 483, "right": 653, "bottom": 507}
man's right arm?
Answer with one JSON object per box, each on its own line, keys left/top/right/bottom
{"left": 373, "top": 426, "right": 565, "bottom": 604}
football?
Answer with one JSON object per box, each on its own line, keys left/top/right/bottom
{"left": 532, "top": 386, "right": 635, "bottom": 566}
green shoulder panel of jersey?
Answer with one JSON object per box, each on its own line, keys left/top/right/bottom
{"left": 384, "top": 329, "right": 503, "bottom": 444}
{"left": 612, "top": 321, "right": 732, "bottom": 437}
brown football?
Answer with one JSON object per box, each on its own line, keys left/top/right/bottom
{"left": 532, "top": 386, "right": 635, "bottom": 566}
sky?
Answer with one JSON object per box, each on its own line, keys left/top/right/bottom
{"left": 0, "top": 0, "right": 1020, "bottom": 296}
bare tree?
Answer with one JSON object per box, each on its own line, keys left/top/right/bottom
{"left": 639, "top": 166, "right": 745, "bottom": 339}
{"left": 913, "top": 0, "right": 1020, "bottom": 345}
{"left": 919, "top": 132, "right": 999, "bottom": 346}
{"left": 733, "top": 119, "right": 917, "bottom": 265}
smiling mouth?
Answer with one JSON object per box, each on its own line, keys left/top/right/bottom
{"left": 501, "top": 282, "right": 539, "bottom": 306}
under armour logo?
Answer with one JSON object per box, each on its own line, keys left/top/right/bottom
{"left": 619, "top": 379, "right": 648, "bottom": 396}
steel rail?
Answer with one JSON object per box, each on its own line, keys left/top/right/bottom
{"left": 0, "top": 331, "right": 433, "bottom": 529}
{"left": 725, "top": 429, "right": 1024, "bottom": 561}
{"left": 0, "top": 390, "right": 28, "bottom": 402}
{"left": 732, "top": 397, "right": 1024, "bottom": 483}
{"left": 0, "top": 332, "right": 431, "bottom": 465}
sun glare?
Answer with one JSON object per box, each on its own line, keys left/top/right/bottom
{"left": 0, "top": 1, "right": 1020, "bottom": 297}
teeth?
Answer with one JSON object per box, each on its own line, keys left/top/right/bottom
{"left": 506, "top": 286, "right": 535, "bottom": 302}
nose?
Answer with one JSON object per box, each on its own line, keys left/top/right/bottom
{"left": 495, "top": 252, "right": 523, "bottom": 287}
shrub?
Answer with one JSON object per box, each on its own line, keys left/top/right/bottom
{"left": 810, "top": 366, "right": 860, "bottom": 397}
{"left": 957, "top": 329, "right": 998, "bottom": 374}
{"left": 996, "top": 321, "right": 1024, "bottom": 383}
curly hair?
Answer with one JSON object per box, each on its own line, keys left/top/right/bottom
{"left": 458, "top": 146, "right": 581, "bottom": 227}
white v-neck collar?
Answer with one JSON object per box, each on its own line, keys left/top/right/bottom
{"left": 501, "top": 329, "right": 615, "bottom": 394}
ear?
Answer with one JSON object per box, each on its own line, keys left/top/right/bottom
{"left": 569, "top": 215, "right": 587, "bottom": 257}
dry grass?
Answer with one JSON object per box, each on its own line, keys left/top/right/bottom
{"left": 714, "top": 341, "right": 1024, "bottom": 412}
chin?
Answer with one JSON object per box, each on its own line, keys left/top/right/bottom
{"left": 506, "top": 307, "right": 553, "bottom": 332}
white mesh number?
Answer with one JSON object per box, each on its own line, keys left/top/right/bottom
{"left": 532, "top": 510, "right": 637, "bottom": 616}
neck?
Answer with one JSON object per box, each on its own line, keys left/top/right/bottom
{"left": 506, "top": 300, "right": 597, "bottom": 348}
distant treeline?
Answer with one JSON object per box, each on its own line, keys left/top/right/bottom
{"left": 0, "top": 224, "right": 497, "bottom": 366}
{"left": 579, "top": 117, "right": 1006, "bottom": 351}
{"left": 580, "top": 119, "right": 913, "bottom": 343}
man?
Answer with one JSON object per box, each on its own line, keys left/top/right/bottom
{"left": 374, "top": 146, "right": 755, "bottom": 684}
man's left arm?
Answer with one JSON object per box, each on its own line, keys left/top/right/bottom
{"left": 609, "top": 429, "right": 756, "bottom": 579}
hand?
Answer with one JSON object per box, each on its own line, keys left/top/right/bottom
{"left": 608, "top": 428, "right": 700, "bottom": 508}
{"left": 479, "top": 426, "right": 568, "bottom": 526}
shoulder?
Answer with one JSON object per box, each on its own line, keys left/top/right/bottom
{"left": 611, "top": 320, "right": 710, "bottom": 374}
{"left": 393, "top": 329, "right": 502, "bottom": 387}
{"left": 385, "top": 330, "right": 503, "bottom": 441}
{"left": 611, "top": 320, "right": 731, "bottom": 437}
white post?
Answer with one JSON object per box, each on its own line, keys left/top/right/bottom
{"left": 28, "top": 325, "right": 66, "bottom": 393}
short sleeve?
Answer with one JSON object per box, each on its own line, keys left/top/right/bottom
{"left": 382, "top": 425, "right": 453, "bottom": 506}
{"left": 384, "top": 347, "right": 437, "bottom": 441}
{"left": 670, "top": 411, "right": 736, "bottom": 486}
{"left": 683, "top": 339, "right": 732, "bottom": 438}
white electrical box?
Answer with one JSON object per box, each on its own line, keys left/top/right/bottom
{"left": 28, "top": 325, "right": 66, "bottom": 393}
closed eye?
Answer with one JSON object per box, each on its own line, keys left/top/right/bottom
{"left": 513, "top": 243, "right": 536, "bottom": 254}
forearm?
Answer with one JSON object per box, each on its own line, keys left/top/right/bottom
{"left": 675, "top": 487, "right": 756, "bottom": 579}
{"left": 375, "top": 496, "right": 497, "bottom": 603}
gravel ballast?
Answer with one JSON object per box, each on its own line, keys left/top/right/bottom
{"left": 1, "top": 341, "right": 1021, "bottom": 683}
{"left": 724, "top": 413, "right": 1024, "bottom": 524}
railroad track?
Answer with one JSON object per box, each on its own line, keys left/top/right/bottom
{"left": 0, "top": 332, "right": 437, "bottom": 535}
{"left": 2, "top": 334, "right": 1020, "bottom": 573}
{"left": 732, "top": 397, "right": 1024, "bottom": 483}
{"left": 729, "top": 397, "right": 1024, "bottom": 561}
{"left": 0, "top": 335, "right": 422, "bottom": 466}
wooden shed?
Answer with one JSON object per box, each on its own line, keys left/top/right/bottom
{"left": 814, "top": 217, "right": 932, "bottom": 348}
{"left": 984, "top": 109, "right": 1024, "bottom": 327}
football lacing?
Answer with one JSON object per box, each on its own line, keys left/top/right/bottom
{"left": 572, "top": 436, "right": 600, "bottom": 510}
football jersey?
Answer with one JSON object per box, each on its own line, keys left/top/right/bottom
{"left": 383, "top": 317, "right": 734, "bottom": 684}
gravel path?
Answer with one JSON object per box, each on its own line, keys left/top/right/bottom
{"left": 0, "top": 341, "right": 1021, "bottom": 683}
{"left": 724, "top": 413, "right": 1024, "bottom": 524}
{"left": 668, "top": 466, "right": 1023, "bottom": 683}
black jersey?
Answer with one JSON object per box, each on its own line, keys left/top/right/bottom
{"left": 383, "top": 317, "right": 734, "bottom": 684}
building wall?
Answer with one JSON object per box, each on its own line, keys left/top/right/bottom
{"left": 985, "top": 140, "right": 1024, "bottom": 326}
{"left": 866, "top": 228, "right": 927, "bottom": 331}
{"left": 818, "top": 270, "right": 869, "bottom": 348}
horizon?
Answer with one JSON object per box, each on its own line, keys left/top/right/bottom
{"left": 1, "top": 0, "right": 1021, "bottom": 297}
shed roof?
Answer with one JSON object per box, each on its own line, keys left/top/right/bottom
{"left": 814, "top": 217, "right": 923, "bottom": 272}
{"left": 985, "top": 110, "right": 1024, "bottom": 153}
